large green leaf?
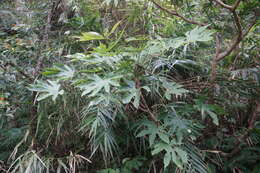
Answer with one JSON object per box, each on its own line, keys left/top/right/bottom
{"left": 152, "top": 142, "right": 187, "bottom": 169}
{"left": 28, "top": 80, "right": 64, "bottom": 101}
{"left": 164, "top": 152, "right": 171, "bottom": 168}
{"left": 78, "top": 32, "right": 106, "bottom": 42}
{"left": 160, "top": 78, "right": 189, "bottom": 100}
{"left": 194, "top": 99, "right": 219, "bottom": 125}
{"left": 42, "top": 64, "right": 74, "bottom": 80}
{"left": 185, "top": 26, "right": 213, "bottom": 43}
{"left": 121, "top": 81, "right": 150, "bottom": 109}
{"left": 136, "top": 120, "right": 160, "bottom": 146}
{"left": 79, "top": 75, "right": 122, "bottom": 97}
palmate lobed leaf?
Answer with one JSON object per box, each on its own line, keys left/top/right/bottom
{"left": 77, "top": 32, "right": 106, "bottom": 42}
{"left": 122, "top": 87, "right": 140, "bottom": 109}
{"left": 158, "top": 132, "right": 170, "bottom": 144}
{"left": 152, "top": 142, "right": 172, "bottom": 155}
{"left": 136, "top": 120, "right": 160, "bottom": 146}
{"left": 152, "top": 142, "right": 188, "bottom": 169}
{"left": 79, "top": 74, "right": 122, "bottom": 97}
{"left": 194, "top": 99, "right": 220, "bottom": 125}
{"left": 160, "top": 78, "right": 189, "bottom": 100}
{"left": 164, "top": 152, "right": 171, "bottom": 168}
{"left": 121, "top": 80, "right": 150, "bottom": 108}
{"left": 28, "top": 80, "right": 64, "bottom": 101}
{"left": 42, "top": 64, "right": 74, "bottom": 80}
{"left": 185, "top": 26, "right": 214, "bottom": 43}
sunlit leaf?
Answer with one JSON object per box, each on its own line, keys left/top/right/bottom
{"left": 28, "top": 80, "right": 64, "bottom": 101}
{"left": 42, "top": 64, "right": 74, "bottom": 80}
{"left": 164, "top": 152, "right": 171, "bottom": 168}
{"left": 185, "top": 26, "right": 213, "bottom": 43}
{"left": 78, "top": 75, "right": 122, "bottom": 97}
{"left": 78, "top": 32, "right": 106, "bottom": 42}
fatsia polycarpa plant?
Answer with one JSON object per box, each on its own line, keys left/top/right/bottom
{"left": 27, "top": 26, "right": 216, "bottom": 171}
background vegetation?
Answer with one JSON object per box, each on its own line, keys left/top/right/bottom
{"left": 0, "top": 0, "right": 259, "bottom": 172}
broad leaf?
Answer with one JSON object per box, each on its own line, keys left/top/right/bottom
{"left": 78, "top": 32, "right": 106, "bottom": 42}
{"left": 79, "top": 75, "right": 122, "bottom": 97}
{"left": 122, "top": 81, "right": 150, "bottom": 109}
{"left": 151, "top": 142, "right": 172, "bottom": 155}
{"left": 185, "top": 26, "right": 213, "bottom": 43}
{"left": 122, "top": 87, "right": 141, "bottom": 109}
{"left": 175, "top": 148, "right": 188, "bottom": 164}
{"left": 136, "top": 120, "right": 159, "bottom": 146}
{"left": 28, "top": 80, "right": 64, "bottom": 101}
{"left": 164, "top": 152, "right": 171, "bottom": 168}
{"left": 158, "top": 132, "right": 170, "bottom": 144}
{"left": 42, "top": 64, "right": 74, "bottom": 80}
{"left": 160, "top": 78, "right": 188, "bottom": 100}
{"left": 194, "top": 99, "right": 219, "bottom": 125}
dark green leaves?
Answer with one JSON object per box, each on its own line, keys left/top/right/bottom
{"left": 136, "top": 118, "right": 189, "bottom": 168}
{"left": 152, "top": 142, "right": 188, "bottom": 169}
{"left": 194, "top": 98, "right": 221, "bottom": 125}
{"left": 160, "top": 78, "right": 188, "bottom": 100}
{"left": 122, "top": 81, "right": 150, "bottom": 108}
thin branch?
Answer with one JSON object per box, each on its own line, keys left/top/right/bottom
{"left": 217, "top": 16, "right": 256, "bottom": 61}
{"left": 232, "top": 0, "right": 241, "bottom": 11}
{"left": 216, "top": 12, "right": 242, "bottom": 61}
{"left": 212, "top": 0, "right": 232, "bottom": 10}
{"left": 150, "top": 0, "right": 208, "bottom": 27}
{"left": 150, "top": 0, "right": 176, "bottom": 16}
{"left": 220, "top": 101, "right": 260, "bottom": 158}
{"left": 248, "top": 101, "right": 260, "bottom": 129}
{"left": 212, "top": 0, "right": 241, "bottom": 11}
{"left": 134, "top": 77, "right": 158, "bottom": 123}
{"left": 211, "top": 34, "right": 221, "bottom": 82}
{"left": 215, "top": 34, "right": 221, "bottom": 57}
{"left": 233, "top": 11, "right": 243, "bottom": 36}
{"left": 140, "top": 91, "right": 159, "bottom": 123}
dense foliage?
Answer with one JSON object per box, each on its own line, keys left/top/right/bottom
{"left": 0, "top": 0, "right": 259, "bottom": 172}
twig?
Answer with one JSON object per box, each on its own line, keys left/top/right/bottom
{"left": 134, "top": 77, "right": 158, "bottom": 123}
{"left": 248, "top": 101, "right": 260, "bottom": 129}
{"left": 211, "top": 0, "right": 232, "bottom": 10}
{"left": 232, "top": 0, "right": 241, "bottom": 11}
{"left": 211, "top": 0, "right": 241, "bottom": 11}
{"left": 140, "top": 91, "right": 159, "bottom": 123}
{"left": 221, "top": 101, "right": 260, "bottom": 158}
{"left": 0, "top": 161, "right": 8, "bottom": 173}
{"left": 217, "top": 16, "right": 256, "bottom": 61}
{"left": 150, "top": 0, "right": 208, "bottom": 27}
{"left": 228, "top": 51, "right": 240, "bottom": 71}
{"left": 211, "top": 34, "right": 221, "bottom": 82}
{"left": 233, "top": 11, "right": 243, "bottom": 36}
